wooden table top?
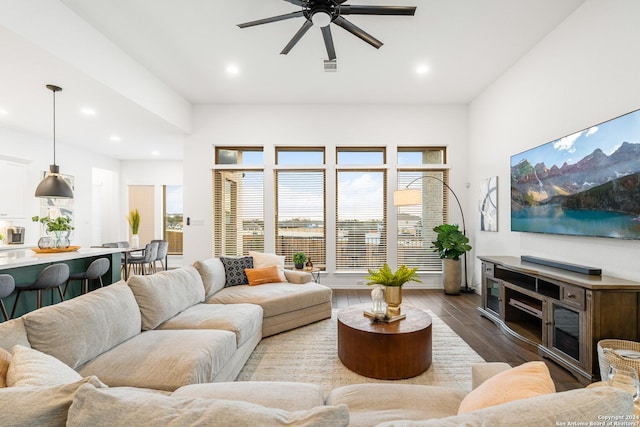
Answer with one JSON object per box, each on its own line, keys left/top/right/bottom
{"left": 337, "top": 303, "right": 432, "bottom": 335}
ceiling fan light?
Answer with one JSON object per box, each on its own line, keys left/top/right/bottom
{"left": 312, "top": 11, "right": 331, "bottom": 27}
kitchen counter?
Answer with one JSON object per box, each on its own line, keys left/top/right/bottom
{"left": 0, "top": 247, "right": 123, "bottom": 270}
{"left": 0, "top": 244, "right": 35, "bottom": 252}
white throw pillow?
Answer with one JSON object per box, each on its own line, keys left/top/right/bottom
{"left": 7, "top": 345, "right": 82, "bottom": 387}
{"left": 249, "top": 251, "right": 287, "bottom": 282}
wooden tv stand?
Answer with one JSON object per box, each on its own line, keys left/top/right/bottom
{"left": 478, "top": 256, "right": 640, "bottom": 384}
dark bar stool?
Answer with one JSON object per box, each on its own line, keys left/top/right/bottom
{"left": 0, "top": 274, "right": 16, "bottom": 321}
{"left": 63, "top": 258, "right": 110, "bottom": 296}
{"left": 11, "top": 263, "right": 69, "bottom": 318}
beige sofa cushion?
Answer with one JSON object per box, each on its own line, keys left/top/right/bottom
{"left": 7, "top": 345, "right": 82, "bottom": 387}
{"left": 0, "top": 376, "right": 105, "bottom": 427}
{"left": 0, "top": 318, "right": 30, "bottom": 351}
{"left": 193, "top": 258, "right": 226, "bottom": 299}
{"left": 158, "top": 303, "right": 263, "bottom": 347}
{"left": 67, "top": 384, "right": 350, "bottom": 427}
{"left": 373, "top": 387, "right": 634, "bottom": 427}
{"left": 78, "top": 329, "right": 236, "bottom": 391}
{"left": 0, "top": 347, "right": 9, "bottom": 388}
{"left": 128, "top": 266, "right": 205, "bottom": 330}
{"left": 207, "top": 282, "right": 332, "bottom": 318}
{"left": 173, "top": 381, "right": 325, "bottom": 412}
{"left": 22, "top": 282, "right": 141, "bottom": 369}
{"left": 327, "top": 383, "right": 465, "bottom": 427}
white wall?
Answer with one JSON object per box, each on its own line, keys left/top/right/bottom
{"left": 183, "top": 104, "right": 469, "bottom": 287}
{"left": 469, "top": 0, "right": 640, "bottom": 283}
{"left": 0, "top": 127, "right": 120, "bottom": 247}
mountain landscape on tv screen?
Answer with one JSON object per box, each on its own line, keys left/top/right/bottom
{"left": 511, "top": 141, "right": 640, "bottom": 215}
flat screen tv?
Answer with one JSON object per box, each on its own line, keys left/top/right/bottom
{"left": 511, "top": 109, "right": 640, "bottom": 240}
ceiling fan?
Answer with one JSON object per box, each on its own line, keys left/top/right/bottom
{"left": 237, "top": 0, "right": 417, "bottom": 60}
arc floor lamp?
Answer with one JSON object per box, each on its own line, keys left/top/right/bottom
{"left": 393, "top": 175, "right": 472, "bottom": 293}
{"left": 35, "top": 84, "right": 74, "bottom": 199}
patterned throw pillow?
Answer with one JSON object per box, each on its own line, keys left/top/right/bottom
{"left": 220, "top": 256, "right": 253, "bottom": 287}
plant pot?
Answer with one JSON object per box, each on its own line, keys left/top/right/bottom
{"left": 131, "top": 234, "right": 140, "bottom": 249}
{"left": 384, "top": 286, "right": 402, "bottom": 317}
{"left": 443, "top": 258, "right": 461, "bottom": 295}
{"left": 294, "top": 263, "right": 304, "bottom": 270}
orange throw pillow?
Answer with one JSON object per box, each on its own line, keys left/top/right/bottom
{"left": 457, "top": 361, "right": 556, "bottom": 414}
{"left": 245, "top": 265, "right": 282, "bottom": 286}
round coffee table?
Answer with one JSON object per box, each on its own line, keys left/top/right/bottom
{"left": 337, "top": 303, "right": 432, "bottom": 379}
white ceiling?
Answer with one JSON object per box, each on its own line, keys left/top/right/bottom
{"left": 0, "top": 0, "right": 585, "bottom": 160}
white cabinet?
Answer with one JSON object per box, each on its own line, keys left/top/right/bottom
{"left": 0, "top": 160, "right": 26, "bottom": 219}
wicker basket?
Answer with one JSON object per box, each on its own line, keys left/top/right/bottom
{"left": 597, "top": 339, "right": 640, "bottom": 379}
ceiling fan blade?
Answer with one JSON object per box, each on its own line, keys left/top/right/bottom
{"left": 238, "top": 11, "right": 304, "bottom": 28}
{"left": 333, "top": 16, "right": 383, "bottom": 49}
{"left": 339, "top": 6, "right": 417, "bottom": 16}
{"left": 281, "top": 20, "right": 313, "bottom": 55}
{"left": 283, "top": 0, "right": 307, "bottom": 6}
{"left": 321, "top": 26, "right": 336, "bottom": 60}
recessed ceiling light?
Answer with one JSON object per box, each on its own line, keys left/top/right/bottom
{"left": 226, "top": 64, "right": 240, "bottom": 76}
{"left": 110, "top": 135, "right": 121, "bottom": 142}
{"left": 151, "top": 151, "right": 160, "bottom": 156}
{"left": 416, "top": 64, "right": 429, "bottom": 75}
{"left": 81, "top": 108, "right": 96, "bottom": 116}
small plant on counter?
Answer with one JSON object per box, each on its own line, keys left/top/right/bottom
{"left": 32, "top": 215, "right": 74, "bottom": 233}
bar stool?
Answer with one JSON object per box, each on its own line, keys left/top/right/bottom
{"left": 0, "top": 274, "right": 15, "bottom": 321}
{"left": 11, "top": 263, "right": 69, "bottom": 318}
{"left": 63, "top": 258, "right": 110, "bottom": 296}
{"left": 151, "top": 240, "right": 169, "bottom": 272}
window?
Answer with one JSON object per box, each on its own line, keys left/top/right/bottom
{"left": 336, "top": 148, "right": 386, "bottom": 271}
{"left": 396, "top": 169, "right": 448, "bottom": 271}
{"left": 213, "top": 147, "right": 264, "bottom": 257}
{"left": 163, "top": 185, "right": 183, "bottom": 255}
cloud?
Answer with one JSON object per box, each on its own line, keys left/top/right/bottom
{"left": 586, "top": 126, "right": 598, "bottom": 137}
{"left": 553, "top": 130, "right": 582, "bottom": 151}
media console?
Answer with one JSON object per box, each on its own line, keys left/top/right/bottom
{"left": 478, "top": 256, "right": 640, "bottom": 384}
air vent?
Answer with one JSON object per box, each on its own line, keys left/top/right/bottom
{"left": 324, "top": 59, "right": 337, "bottom": 72}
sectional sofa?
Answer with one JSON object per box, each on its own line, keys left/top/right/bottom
{"left": 0, "top": 257, "right": 634, "bottom": 426}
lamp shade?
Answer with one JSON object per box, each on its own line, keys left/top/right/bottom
{"left": 35, "top": 165, "right": 73, "bottom": 198}
{"left": 393, "top": 189, "right": 421, "bottom": 206}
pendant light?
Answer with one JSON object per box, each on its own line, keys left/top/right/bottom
{"left": 35, "top": 84, "right": 74, "bottom": 199}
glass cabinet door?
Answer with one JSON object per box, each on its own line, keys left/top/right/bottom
{"left": 549, "top": 303, "right": 581, "bottom": 362}
{"left": 486, "top": 277, "right": 503, "bottom": 316}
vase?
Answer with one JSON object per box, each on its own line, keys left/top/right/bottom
{"left": 38, "top": 236, "right": 54, "bottom": 249}
{"left": 131, "top": 234, "right": 140, "bottom": 249}
{"left": 384, "top": 286, "right": 402, "bottom": 317}
{"left": 49, "top": 230, "right": 70, "bottom": 249}
{"left": 443, "top": 258, "right": 462, "bottom": 295}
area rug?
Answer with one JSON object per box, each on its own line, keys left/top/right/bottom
{"left": 237, "top": 309, "right": 485, "bottom": 394}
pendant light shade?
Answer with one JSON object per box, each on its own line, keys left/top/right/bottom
{"left": 35, "top": 84, "right": 73, "bottom": 199}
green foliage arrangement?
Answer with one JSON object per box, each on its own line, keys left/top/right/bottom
{"left": 293, "top": 252, "right": 307, "bottom": 265}
{"left": 128, "top": 209, "right": 141, "bottom": 235}
{"left": 431, "top": 224, "right": 472, "bottom": 261}
{"left": 365, "top": 263, "right": 422, "bottom": 287}
{"left": 32, "top": 216, "right": 74, "bottom": 233}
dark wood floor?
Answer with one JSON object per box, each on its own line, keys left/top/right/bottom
{"left": 332, "top": 288, "right": 582, "bottom": 391}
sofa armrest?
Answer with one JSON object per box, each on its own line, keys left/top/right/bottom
{"left": 471, "top": 362, "right": 511, "bottom": 389}
{"left": 283, "top": 269, "right": 313, "bottom": 284}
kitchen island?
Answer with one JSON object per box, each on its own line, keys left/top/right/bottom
{"left": 0, "top": 247, "right": 123, "bottom": 320}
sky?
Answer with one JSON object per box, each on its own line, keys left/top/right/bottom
{"left": 510, "top": 109, "right": 640, "bottom": 168}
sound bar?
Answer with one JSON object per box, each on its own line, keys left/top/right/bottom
{"left": 521, "top": 256, "right": 602, "bottom": 276}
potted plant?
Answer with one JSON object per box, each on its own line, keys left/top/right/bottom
{"left": 32, "top": 215, "right": 75, "bottom": 248}
{"left": 293, "top": 252, "right": 307, "bottom": 269}
{"left": 365, "top": 263, "right": 421, "bottom": 317}
{"left": 431, "top": 224, "right": 472, "bottom": 295}
{"left": 127, "top": 209, "right": 141, "bottom": 248}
